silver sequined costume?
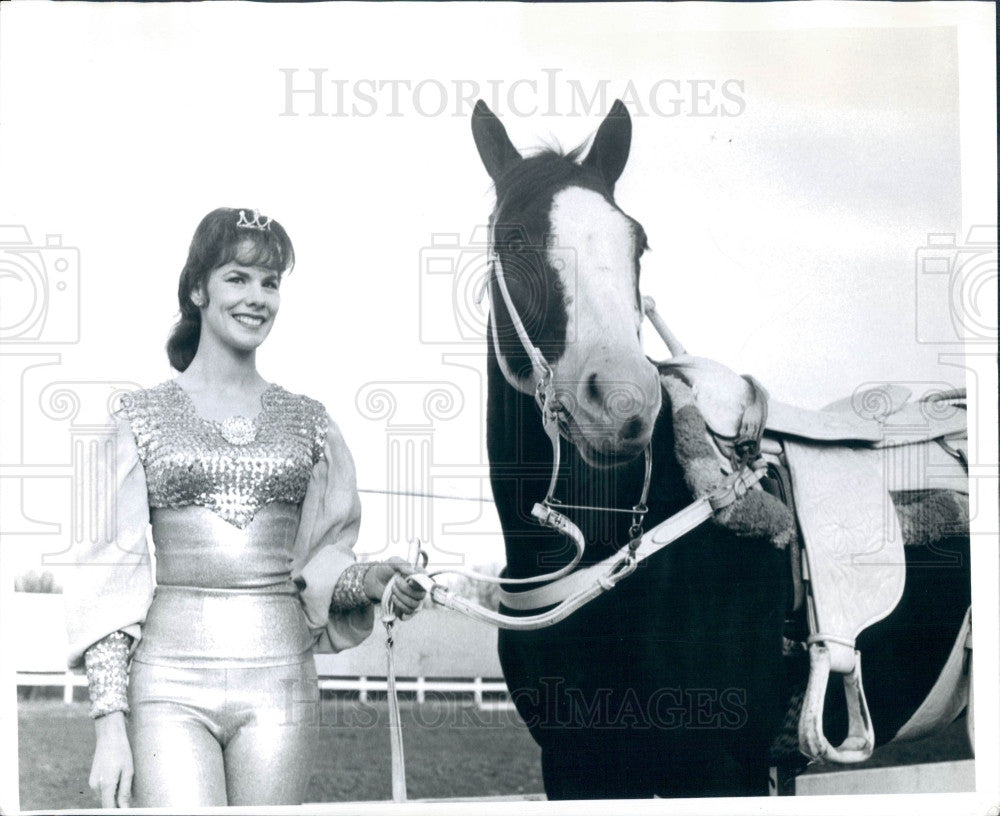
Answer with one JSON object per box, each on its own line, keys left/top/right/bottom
{"left": 66, "top": 380, "right": 375, "bottom": 806}
{"left": 83, "top": 631, "right": 132, "bottom": 718}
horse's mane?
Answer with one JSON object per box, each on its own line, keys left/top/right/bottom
{"left": 525, "top": 137, "right": 590, "bottom": 163}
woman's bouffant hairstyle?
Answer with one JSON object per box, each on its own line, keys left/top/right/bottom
{"left": 166, "top": 208, "right": 295, "bottom": 371}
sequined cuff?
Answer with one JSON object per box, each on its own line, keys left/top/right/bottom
{"left": 84, "top": 632, "right": 132, "bottom": 719}
{"left": 329, "top": 563, "right": 374, "bottom": 613}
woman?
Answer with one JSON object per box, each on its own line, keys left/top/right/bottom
{"left": 66, "top": 207, "right": 425, "bottom": 807}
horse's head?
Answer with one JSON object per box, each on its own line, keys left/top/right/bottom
{"left": 472, "top": 99, "right": 661, "bottom": 468}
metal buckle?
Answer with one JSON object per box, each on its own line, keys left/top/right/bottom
{"left": 629, "top": 503, "right": 648, "bottom": 541}
{"left": 534, "top": 360, "right": 555, "bottom": 410}
{"left": 730, "top": 438, "right": 759, "bottom": 471}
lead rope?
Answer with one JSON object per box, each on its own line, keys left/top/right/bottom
{"left": 381, "top": 581, "right": 407, "bottom": 802}
{"left": 380, "top": 540, "right": 431, "bottom": 803}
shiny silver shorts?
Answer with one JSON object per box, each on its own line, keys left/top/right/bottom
{"left": 127, "top": 656, "right": 319, "bottom": 806}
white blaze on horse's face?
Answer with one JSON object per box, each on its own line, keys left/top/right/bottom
{"left": 546, "top": 186, "right": 661, "bottom": 466}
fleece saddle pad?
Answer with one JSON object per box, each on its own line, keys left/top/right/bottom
{"left": 782, "top": 440, "right": 907, "bottom": 662}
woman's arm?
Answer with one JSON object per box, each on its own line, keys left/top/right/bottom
{"left": 65, "top": 412, "right": 153, "bottom": 808}
{"left": 291, "top": 415, "right": 373, "bottom": 650}
{"left": 90, "top": 711, "right": 133, "bottom": 808}
{"left": 84, "top": 631, "right": 132, "bottom": 718}
{"left": 291, "top": 415, "right": 425, "bottom": 650}
{"left": 328, "top": 559, "right": 426, "bottom": 617}
{"left": 66, "top": 415, "right": 153, "bottom": 667}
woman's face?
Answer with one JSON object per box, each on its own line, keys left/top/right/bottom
{"left": 194, "top": 260, "right": 281, "bottom": 355}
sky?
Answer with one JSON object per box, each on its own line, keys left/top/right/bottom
{"left": 0, "top": 3, "right": 997, "bottom": 811}
{"left": 2, "top": 4, "right": 993, "bottom": 574}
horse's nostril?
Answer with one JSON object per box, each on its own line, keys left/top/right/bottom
{"left": 586, "top": 373, "right": 601, "bottom": 402}
{"left": 622, "top": 417, "right": 644, "bottom": 441}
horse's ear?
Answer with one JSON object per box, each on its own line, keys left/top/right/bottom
{"left": 583, "top": 99, "right": 632, "bottom": 189}
{"left": 472, "top": 100, "right": 521, "bottom": 183}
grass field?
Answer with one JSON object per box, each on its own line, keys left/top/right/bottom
{"left": 18, "top": 698, "right": 545, "bottom": 810}
{"left": 18, "top": 697, "right": 973, "bottom": 808}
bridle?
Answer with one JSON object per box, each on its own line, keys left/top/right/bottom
{"left": 481, "top": 222, "right": 654, "bottom": 572}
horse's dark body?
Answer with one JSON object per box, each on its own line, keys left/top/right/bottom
{"left": 472, "top": 99, "right": 972, "bottom": 798}
{"left": 488, "top": 352, "right": 788, "bottom": 797}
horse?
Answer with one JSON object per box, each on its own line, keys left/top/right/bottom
{"left": 468, "top": 98, "right": 972, "bottom": 798}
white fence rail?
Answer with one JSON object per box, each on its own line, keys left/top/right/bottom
{"left": 15, "top": 594, "right": 514, "bottom": 710}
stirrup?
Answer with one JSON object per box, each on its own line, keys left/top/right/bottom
{"left": 798, "top": 642, "right": 875, "bottom": 763}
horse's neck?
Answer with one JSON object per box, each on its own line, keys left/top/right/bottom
{"left": 485, "top": 344, "right": 553, "bottom": 496}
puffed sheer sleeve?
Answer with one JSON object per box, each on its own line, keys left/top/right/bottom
{"left": 292, "top": 416, "right": 374, "bottom": 652}
{"left": 65, "top": 414, "right": 153, "bottom": 669}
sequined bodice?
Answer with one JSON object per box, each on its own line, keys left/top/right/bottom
{"left": 120, "top": 381, "right": 327, "bottom": 528}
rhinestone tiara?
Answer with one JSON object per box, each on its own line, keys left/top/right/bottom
{"left": 236, "top": 209, "right": 272, "bottom": 231}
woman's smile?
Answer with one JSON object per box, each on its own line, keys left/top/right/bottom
{"left": 232, "top": 312, "right": 267, "bottom": 328}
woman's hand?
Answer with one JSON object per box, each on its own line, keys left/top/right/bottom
{"left": 90, "top": 711, "right": 133, "bottom": 808}
{"left": 363, "top": 558, "right": 427, "bottom": 616}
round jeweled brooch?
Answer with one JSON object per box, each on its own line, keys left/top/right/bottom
{"left": 219, "top": 415, "right": 257, "bottom": 445}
